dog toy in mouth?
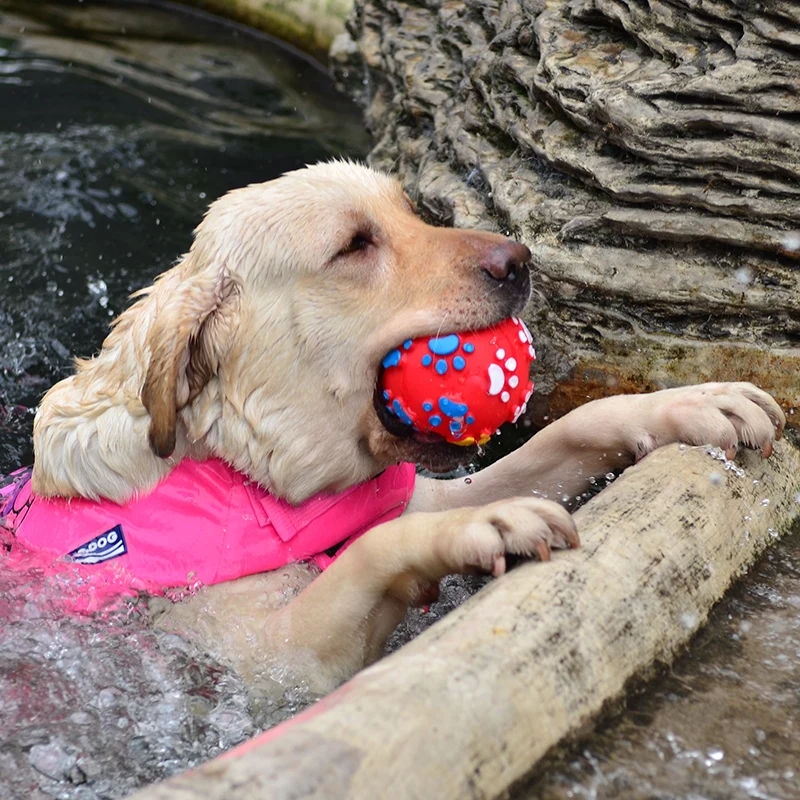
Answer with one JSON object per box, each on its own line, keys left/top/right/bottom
{"left": 380, "top": 317, "right": 535, "bottom": 446}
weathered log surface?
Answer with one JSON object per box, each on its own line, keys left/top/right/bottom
{"left": 129, "top": 441, "right": 800, "bottom": 800}
{"left": 332, "top": 0, "right": 800, "bottom": 424}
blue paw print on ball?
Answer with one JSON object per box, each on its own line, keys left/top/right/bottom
{"left": 438, "top": 397, "right": 468, "bottom": 417}
{"left": 392, "top": 399, "right": 413, "bottom": 426}
{"left": 428, "top": 334, "right": 459, "bottom": 356}
{"left": 382, "top": 349, "right": 402, "bottom": 369}
{"left": 422, "top": 335, "right": 475, "bottom": 375}
{"left": 382, "top": 333, "right": 479, "bottom": 440}
{"left": 415, "top": 335, "right": 477, "bottom": 438}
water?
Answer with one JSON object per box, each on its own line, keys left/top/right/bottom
{"left": 0, "top": 0, "right": 368, "bottom": 472}
{"left": 0, "top": 1, "right": 366, "bottom": 796}
{"left": 1, "top": 3, "right": 798, "bottom": 799}
{"left": 0, "top": 582, "right": 256, "bottom": 799}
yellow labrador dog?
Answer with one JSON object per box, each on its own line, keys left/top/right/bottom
{"left": 31, "top": 161, "right": 784, "bottom": 693}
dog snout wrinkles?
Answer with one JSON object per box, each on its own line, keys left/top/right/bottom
{"left": 480, "top": 241, "right": 531, "bottom": 282}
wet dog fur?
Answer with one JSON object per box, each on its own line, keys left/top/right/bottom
{"left": 31, "top": 162, "right": 785, "bottom": 693}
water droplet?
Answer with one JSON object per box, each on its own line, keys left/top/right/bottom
{"left": 782, "top": 232, "right": 800, "bottom": 251}
{"left": 761, "top": 498, "right": 770, "bottom": 506}
{"left": 464, "top": 477, "right": 472, "bottom": 485}
{"left": 87, "top": 278, "right": 108, "bottom": 296}
{"left": 680, "top": 611, "right": 698, "bottom": 630}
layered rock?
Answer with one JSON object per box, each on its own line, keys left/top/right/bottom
{"left": 333, "top": 0, "right": 800, "bottom": 423}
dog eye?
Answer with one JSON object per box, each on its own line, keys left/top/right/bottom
{"left": 337, "top": 231, "right": 373, "bottom": 257}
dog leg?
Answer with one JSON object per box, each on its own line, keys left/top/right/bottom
{"left": 254, "top": 497, "right": 577, "bottom": 693}
{"left": 413, "top": 382, "right": 786, "bottom": 512}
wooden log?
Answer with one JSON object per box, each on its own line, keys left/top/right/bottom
{"left": 129, "top": 440, "right": 800, "bottom": 800}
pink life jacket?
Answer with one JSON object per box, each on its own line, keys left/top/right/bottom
{"left": 0, "top": 459, "right": 416, "bottom": 610}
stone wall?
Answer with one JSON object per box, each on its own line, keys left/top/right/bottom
{"left": 332, "top": 0, "right": 800, "bottom": 424}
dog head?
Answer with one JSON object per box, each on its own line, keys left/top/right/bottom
{"left": 35, "top": 162, "right": 531, "bottom": 503}
{"left": 145, "top": 162, "right": 532, "bottom": 499}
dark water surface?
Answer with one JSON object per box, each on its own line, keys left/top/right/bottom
{"left": 0, "top": 0, "right": 367, "bottom": 472}
{"left": 0, "top": 1, "right": 366, "bottom": 797}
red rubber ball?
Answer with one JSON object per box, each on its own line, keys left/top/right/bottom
{"left": 380, "top": 317, "right": 535, "bottom": 446}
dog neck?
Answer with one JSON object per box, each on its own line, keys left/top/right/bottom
{"left": 30, "top": 319, "right": 385, "bottom": 506}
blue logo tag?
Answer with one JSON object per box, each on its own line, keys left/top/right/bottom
{"left": 67, "top": 524, "right": 127, "bottom": 565}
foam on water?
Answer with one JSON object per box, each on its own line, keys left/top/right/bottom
{"left": 0, "top": 556, "right": 258, "bottom": 798}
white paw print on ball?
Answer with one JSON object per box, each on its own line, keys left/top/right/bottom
{"left": 487, "top": 341, "right": 525, "bottom": 402}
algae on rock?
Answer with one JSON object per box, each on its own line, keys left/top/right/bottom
{"left": 176, "top": 0, "right": 352, "bottom": 58}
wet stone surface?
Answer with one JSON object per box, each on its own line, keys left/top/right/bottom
{"left": 0, "top": 1, "right": 365, "bottom": 797}
{"left": 334, "top": 0, "right": 800, "bottom": 422}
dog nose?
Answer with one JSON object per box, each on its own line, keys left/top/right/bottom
{"left": 481, "top": 241, "right": 531, "bottom": 281}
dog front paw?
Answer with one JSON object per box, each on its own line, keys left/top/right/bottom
{"left": 634, "top": 382, "right": 785, "bottom": 461}
{"left": 447, "top": 497, "right": 579, "bottom": 577}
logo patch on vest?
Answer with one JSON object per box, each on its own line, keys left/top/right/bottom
{"left": 67, "top": 524, "right": 127, "bottom": 565}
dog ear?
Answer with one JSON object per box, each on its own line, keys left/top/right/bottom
{"left": 141, "top": 261, "right": 238, "bottom": 458}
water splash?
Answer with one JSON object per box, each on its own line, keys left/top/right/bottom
{"left": 704, "top": 445, "right": 746, "bottom": 478}
{"left": 0, "top": 0, "right": 367, "bottom": 795}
